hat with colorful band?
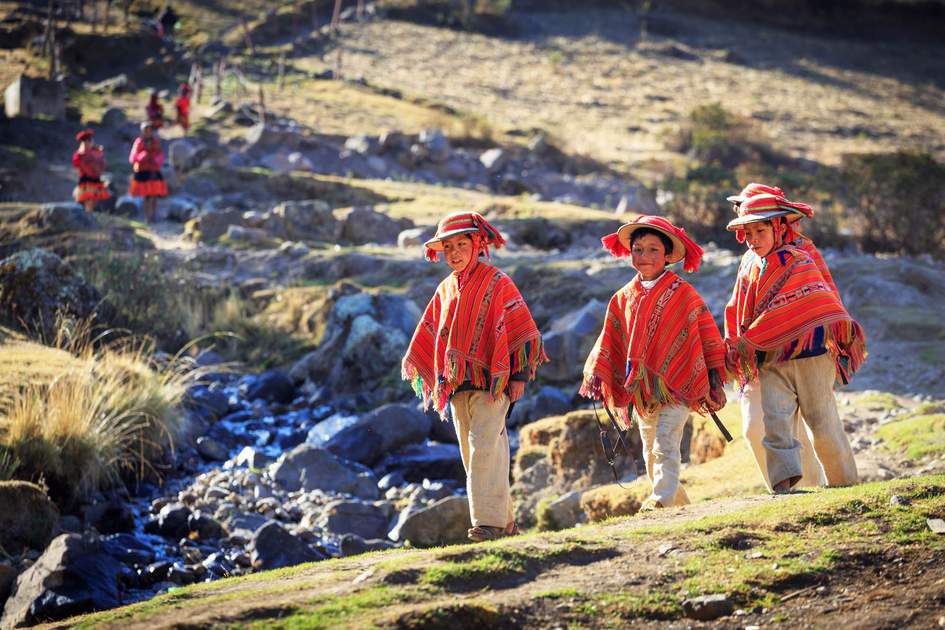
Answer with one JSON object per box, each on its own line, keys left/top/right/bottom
{"left": 75, "top": 129, "right": 95, "bottom": 142}
{"left": 725, "top": 193, "right": 798, "bottom": 231}
{"left": 726, "top": 182, "right": 784, "bottom": 204}
{"left": 601, "top": 214, "right": 705, "bottom": 273}
{"left": 424, "top": 211, "right": 507, "bottom": 262}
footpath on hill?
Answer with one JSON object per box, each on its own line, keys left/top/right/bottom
{"left": 57, "top": 474, "right": 945, "bottom": 629}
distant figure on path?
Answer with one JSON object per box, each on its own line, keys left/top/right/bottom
{"left": 158, "top": 3, "right": 179, "bottom": 42}
{"left": 403, "top": 212, "right": 547, "bottom": 542}
{"left": 129, "top": 122, "right": 168, "bottom": 222}
{"left": 175, "top": 82, "right": 192, "bottom": 133}
{"left": 582, "top": 215, "right": 726, "bottom": 512}
{"left": 71, "top": 129, "right": 110, "bottom": 212}
{"left": 724, "top": 194, "right": 866, "bottom": 493}
{"left": 146, "top": 90, "right": 164, "bottom": 129}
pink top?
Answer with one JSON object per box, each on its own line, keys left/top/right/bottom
{"left": 129, "top": 137, "right": 164, "bottom": 170}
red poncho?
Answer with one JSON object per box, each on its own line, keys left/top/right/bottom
{"left": 129, "top": 137, "right": 164, "bottom": 171}
{"left": 581, "top": 271, "right": 726, "bottom": 425}
{"left": 724, "top": 244, "right": 866, "bottom": 388}
{"left": 402, "top": 261, "right": 546, "bottom": 418}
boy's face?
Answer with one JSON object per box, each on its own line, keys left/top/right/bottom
{"left": 743, "top": 220, "right": 778, "bottom": 257}
{"left": 630, "top": 233, "right": 669, "bottom": 281}
{"left": 442, "top": 233, "right": 475, "bottom": 272}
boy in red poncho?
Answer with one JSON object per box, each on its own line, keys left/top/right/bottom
{"left": 175, "top": 83, "right": 191, "bottom": 133}
{"left": 581, "top": 215, "right": 726, "bottom": 512}
{"left": 727, "top": 183, "right": 837, "bottom": 490}
{"left": 72, "top": 129, "right": 110, "bottom": 212}
{"left": 403, "top": 211, "right": 546, "bottom": 542}
{"left": 129, "top": 122, "right": 168, "bottom": 222}
{"left": 724, "top": 194, "right": 866, "bottom": 493}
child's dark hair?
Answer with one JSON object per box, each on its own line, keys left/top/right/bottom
{"left": 630, "top": 227, "right": 674, "bottom": 255}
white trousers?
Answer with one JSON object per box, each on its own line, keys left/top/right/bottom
{"left": 636, "top": 404, "right": 691, "bottom": 507}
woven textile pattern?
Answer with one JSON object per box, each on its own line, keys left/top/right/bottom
{"left": 581, "top": 271, "right": 726, "bottom": 425}
{"left": 724, "top": 244, "right": 866, "bottom": 388}
{"left": 403, "top": 262, "right": 545, "bottom": 418}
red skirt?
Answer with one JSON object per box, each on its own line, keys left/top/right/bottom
{"left": 129, "top": 170, "right": 168, "bottom": 197}
{"left": 74, "top": 176, "right": 111, "bottom": 202}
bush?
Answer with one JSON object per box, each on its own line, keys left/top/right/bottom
{"left": 840, "top": 151, "right": 945, "bottom": 258}
{"left": 0, "top": 329, "right": 193, "bottom": 509}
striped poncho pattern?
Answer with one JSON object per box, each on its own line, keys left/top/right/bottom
{"left": 724, "top": 244, "right": 866, "bottom": 388}
{"left": 580, "top": 271, "right": 727, "bottom": 425}
{"left": 402, "top": 261, "right": 546, "bottom": 418}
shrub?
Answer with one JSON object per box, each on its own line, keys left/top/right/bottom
{"left": 0, "top": 330, "right": 193, "bottom": 509}
{"left": 840, "top": 151, "right": 945, "bottom": 258}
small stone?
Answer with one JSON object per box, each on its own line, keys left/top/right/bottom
{"left": 889, "top": 495, "right": 910, "bottom": 506}
{"left": 928, "top": 518, "right": 945, "bottom": 534}
{"left": 657, "top": 543, "right": 676, "bottom": 557}
{"left": 681, "top": 594, "right": 734, "bottom": 621}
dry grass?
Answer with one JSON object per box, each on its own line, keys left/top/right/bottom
{"left": 0, "top": 322, "right": 194, "bottom": 507}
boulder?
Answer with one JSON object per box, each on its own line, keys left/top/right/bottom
{"left": 143, "top": 502, "right": 192, "bottom": 539}
{"left": 168, "top": 138, "right": 205, "bottom": 176}
{"left": 99, "top": 107, "right": 127, "bottom": 128}
{"left": 500, "top": 217, "right": 571, "bottom": 251}
{"left": 325, "top": 404, "right": 432, "bottom": 466}
{"left": 244, "top": 123, "right": 303, "bottom": 153}
{"left": 268, "top": 200, "right": 339, "bottom": 242}
{"left": 418, "top": 128, "right": 450, "bottom": 163}
{"left": 196, "top": 436, "right": 229, "bottom": 462}
{"left": 377, "top": 442, "right": 465, "bottom": 485}
{"left": 222, "top": 511, "right": 269, "bottom": 541}
{"left": 164, "top": 196, "right": 199, "bottom": 222}
{"left": 289, "top": 289, "right": 420, "bottom": 398}
{"left": 344, "top": 135, "right": 375, "bottom": 155}
{"left": 187, "top": 512, "right": 226, "bottom": 541}
{"left": 242, "top": 370, "right": 295, "bottom": 404}
{"left": 316, "top": 500, "right": 389, "bottom": 540}
{"left": 397, "top": 226, "right": 435, "bottom": 250}
{"left": 337, "top": 207, "right": 409, "bottom": 245}
{"left": 84, "top": 499, "right": 135, "bottom": 535}
{"left": 0, "top": 534, "right": 121, "bottom": 628}
{"left": 0, "top": 482, "right": 59, "bottom": 556}
{"left": 479, "top": 148, "right": 507, "bottom": 173}
{"left": 235, "top": 446, "right": 273, "bottom": 469}
{"left": 102, "top": 533, "right": 155, "bottom": 566}
{"left": 0, "top": 249, "right": 101, "bottom": 340}
{"left": 269, "top": 445, "right": 379, "bottom": 498}
{"left": 508, "top": 385, "right": 572, "bottom": 427}
{"left": 538, "top": 490, "right": 585, "bottom": 531}
{"left": 511, "top": 410, "right": 641, "bottom": 528}
{"left": 0, "top": 563, "right": 15, "bottom": 610}
{"left": 113, "top": 194, "right": 140, "bottom": 216}
{"left": 393, "top": 496, "right": 470, "bottom": 547}
{"left": 35, "top": 202, "right": 97, "bottom": 232}
{"left": 250, "top": 521, "right": 326, "bottom": 571}
{"left": 580, "top": 484, "right": 643, "bottom": 522}
{"left": 260, "top": 150, "right": 313, "bottom": 173}
{"left": 681, "top": 594, "right": 734, "bottom": 621}
{"left": 540, "top": 299, "right": 606, "bottom": 383}
{"left": 339, "top": 534, "right": 397, "bottom": 556}
{"left": 224, "top": 225, "right": 271, "bottom": 245}
{"left": 196, "top": 209, "right": 245, "bottom": 241}
{"left": 184, "top": 385, "right": 231, "bottom": 421}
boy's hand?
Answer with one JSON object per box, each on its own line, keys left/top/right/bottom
{"left": 509, "top": 380, "right": 525, "bottom": 402}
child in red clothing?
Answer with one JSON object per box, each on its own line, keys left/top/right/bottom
{"left": 582, "top": 215, "right": 726, "bottom": 512}
{"left": 175, "top": 83, "right": 191, "bottom": 133}
{"left": 129, "top": 123, "right": 168, "bottom": 222}
{"left": 72, "top": 129, "right": 110, "bottom": 212}
{"left": 146, "top": 91, "right": 165, "bottom": 129}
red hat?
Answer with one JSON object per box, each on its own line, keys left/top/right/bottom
{"left": 726, "top": 182, "right": 784, "bottom": 204}
{"left": 179, "top": 82, "right": 191, "bottom": 93}
{"left": 601, "top": 215, "right": 705, "bottom": 273}
{"left": 726, "top": 194, "right": 813, "bottom": 231}
{"left": 424, "top": 211, "right": 506, "bottom": 262}
{"left": 75, "top": 128, "right": 94, "bottom": 142}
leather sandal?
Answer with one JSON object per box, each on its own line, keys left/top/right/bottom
{"left": 467, "top": 525, "right": 507, "bottom": 542}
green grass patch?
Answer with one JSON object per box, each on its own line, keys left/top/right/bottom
{"left": 877, "top": 406, "right": 945, "bottom": 460}
{"left": 576, "top": 591, "right": 680, "bottom": 621}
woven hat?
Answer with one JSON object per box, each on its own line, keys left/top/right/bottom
{"left": 424, "top": 211, "right": 506, "bottom": 262}
{"left": 726, "top": 182, "right": 784, "bottom": 204}
{"left": 601, "top": 215, "right": 705, "bottom": 273}
{"left": 75, "top": 128, "right": 94, "bottom": 142}
{"left": 726, "top": 194, "right": 797, "bottom": 231}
